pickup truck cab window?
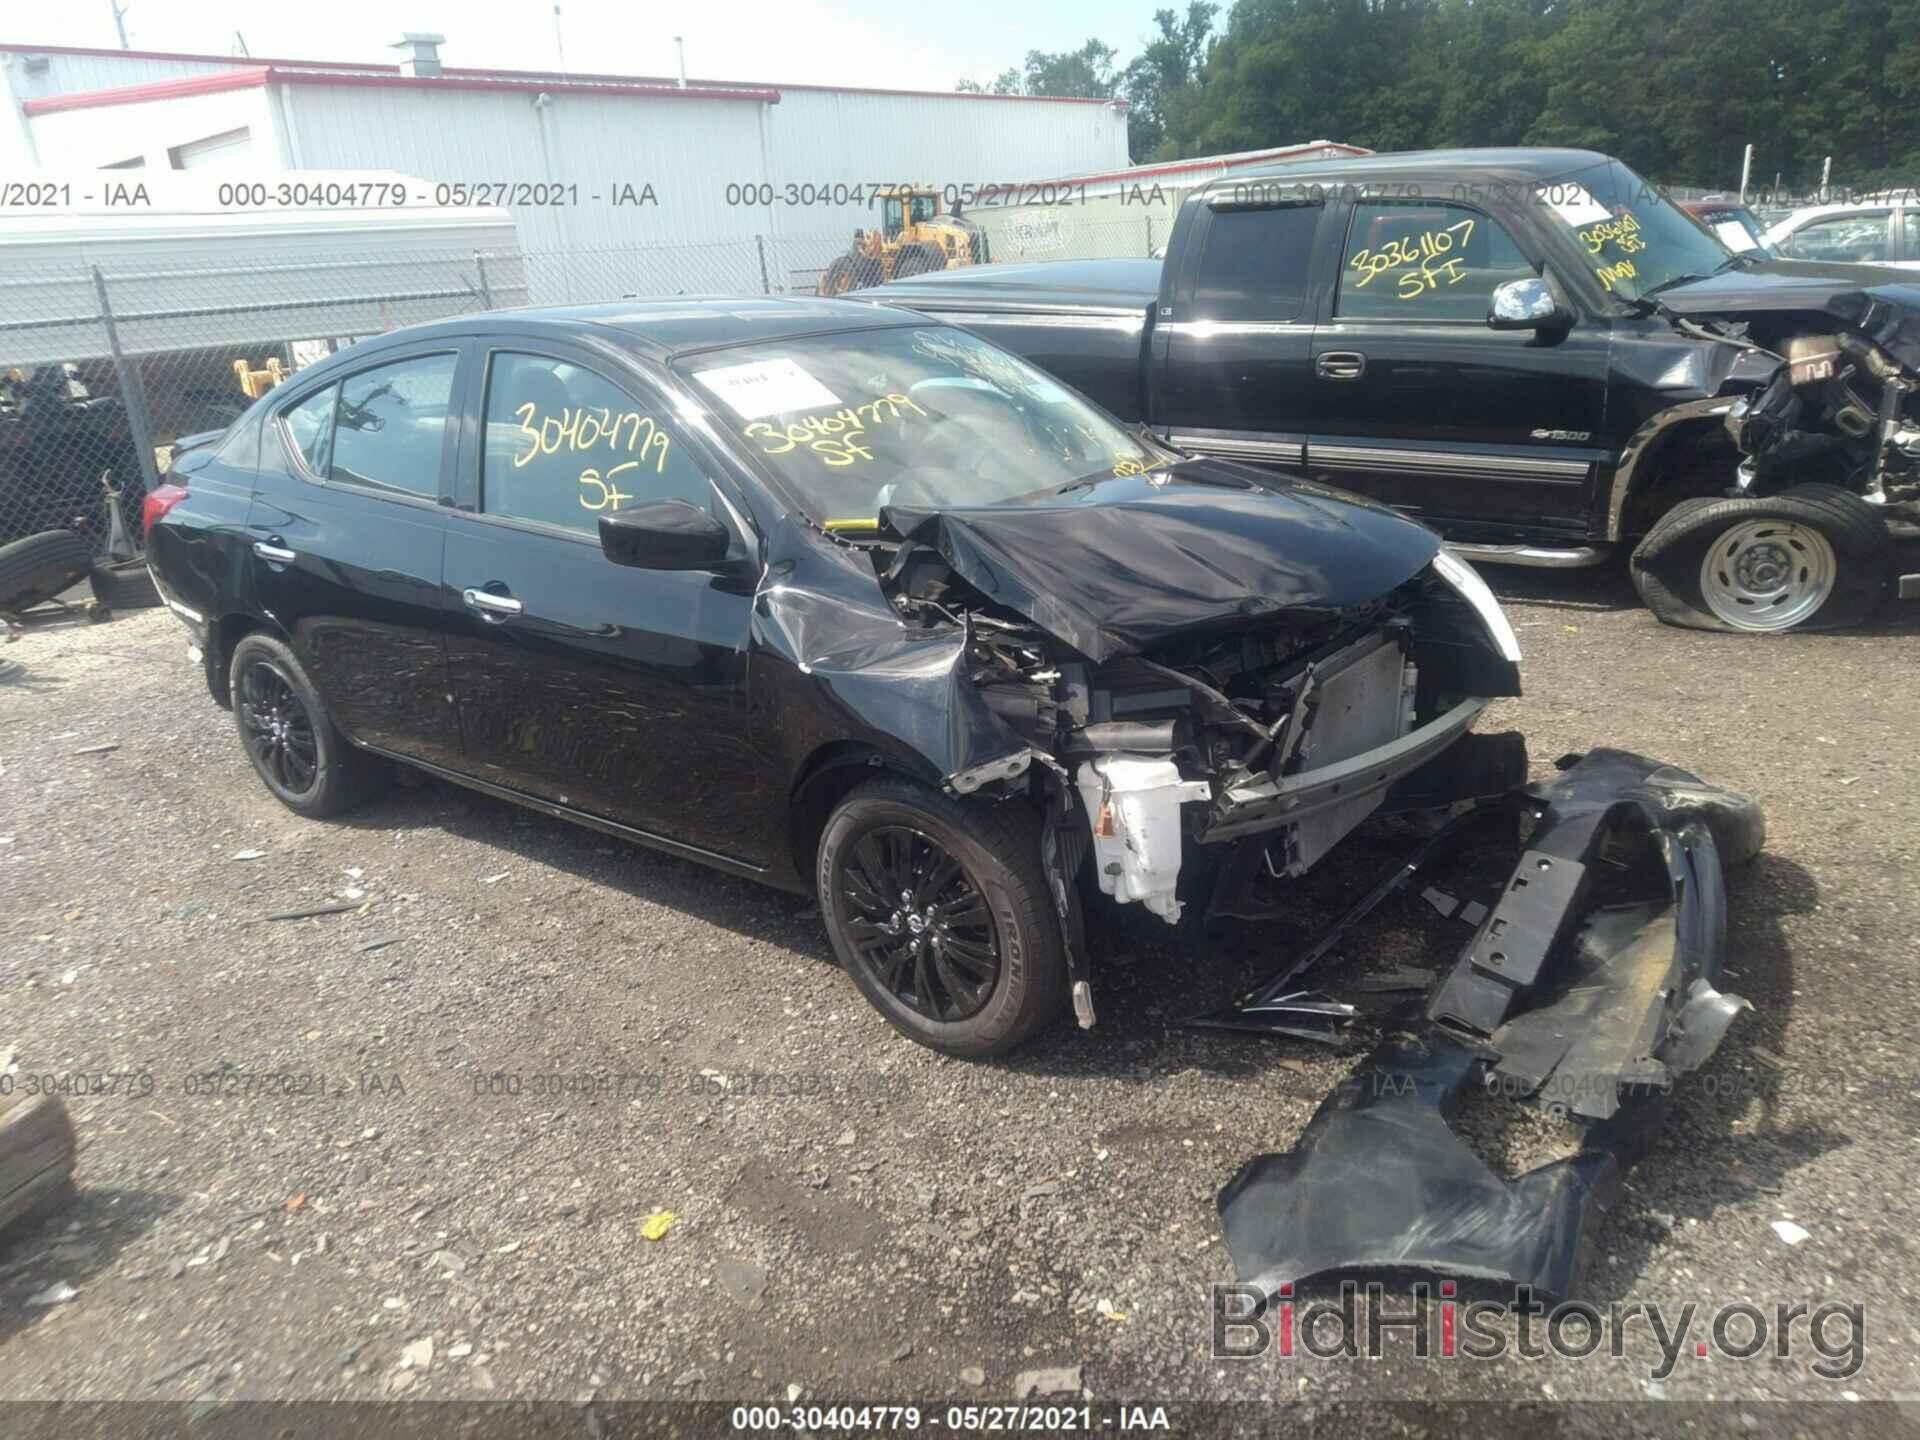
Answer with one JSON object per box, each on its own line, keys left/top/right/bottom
{"left": 1192, "top": 203, "right": 1319, "bottom": 321}
{"left": 679, "top": 326, "right": 1168, "bottom": 526}
{"left": 480, "top": 351, "right": 715, "bottom": 535}
{"left": 1336, "top": 201, "right": 1533, "bottom": 320}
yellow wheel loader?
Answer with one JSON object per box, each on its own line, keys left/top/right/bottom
{"left": 818, "top": 187, "right": 989, "bottom": 295}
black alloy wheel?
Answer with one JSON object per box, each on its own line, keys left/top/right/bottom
{"left": 836, "top": 824, "right": 1001, "bottom": 1022}
{"left": 237, "top": 656, "right": 321, "bottom": 798}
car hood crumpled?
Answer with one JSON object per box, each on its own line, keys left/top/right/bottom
{"left": 1658, "top": 262, "right": 1920, "bottom": 371}
{"left": 881, "top": 461, "right": 1443, "bottom": 663}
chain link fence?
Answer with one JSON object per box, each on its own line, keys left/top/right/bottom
{"left": 0, "top": 213, "right": 1159, "bottom": 560}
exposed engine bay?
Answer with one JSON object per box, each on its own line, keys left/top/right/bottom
{"left": 876, "top": 507, "right": 1523, "bottom": 930}
{"left": 1724, "top": 326, "right": 1920, "bottom": 513}
{"left": 1659, "top": 282, "right": 1920, "bottom": 523}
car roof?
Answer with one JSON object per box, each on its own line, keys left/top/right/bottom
{"left": 1224, "top": 146, "right": 1612, "bottom": 186}
{"left": 336, "top": 295, "right": 928, "bottom": 366}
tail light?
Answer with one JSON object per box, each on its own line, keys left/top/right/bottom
{"left": 142, "top": 481, "right": 188, "bottom": 538}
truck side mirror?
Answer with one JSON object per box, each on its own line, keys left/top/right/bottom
{"left": 1488, "top": 276, "right": 1572, "bottom": 332}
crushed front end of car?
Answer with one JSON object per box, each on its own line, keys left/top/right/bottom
{"left": 769, "top": 459, "right": 1761, "bottom": 1297}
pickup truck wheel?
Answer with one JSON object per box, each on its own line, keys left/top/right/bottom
{"left": 1629, "top": 485, "right": 1890, "bottom": 633}
{"left": 817, "top": 778, "right": 1066, "bottom": 1058}
{"left": 229, "top": 633, "right": 384, "bottom": 816}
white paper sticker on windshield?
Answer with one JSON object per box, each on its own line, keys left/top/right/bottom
{"left": 1714, "top": 220, "right": 1754, "bottom": 248}
{"left": 692, "top": 357, "right": 841, "bottom": 419}
{"left": 1547, "top": 185, "right": 1613, "bottom": 228}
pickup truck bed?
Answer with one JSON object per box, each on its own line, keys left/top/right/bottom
{"left": 882, "top": 260, "right": 1160, "bottom": 421}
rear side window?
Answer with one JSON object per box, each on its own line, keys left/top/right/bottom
{"left": 329, "top": 354, "right": 458, "bottom": 497}
{"left": 1191, "top": 204, "right": 1319, "bottom": 321}
{"left": 480, "top": 352, "right": 715, "bottom": 537}
{"left": 1336, "top": 201, "right": 1534, "bottom": 321}
{"left": 282, "top": 386, "right": 336, "bottom": 475}
{"left": 1785, "top": 211, "right": 1892, "bottom": 263}
{"left": 280, "top": 384, "right": 334, "bottom": 474}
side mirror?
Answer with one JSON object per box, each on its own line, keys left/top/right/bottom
{"left": 599, "top": 500, "right": 730, "bottom": 570}
{"left": 1488, "top": 276, "right": 1572, "bottom": 332}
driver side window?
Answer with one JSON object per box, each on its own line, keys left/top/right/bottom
{"left": 1336, "top": 202, "right": 1534, "bottom": 321}
{"left": 480, "top": 352, "right": 715, "bottom": 537}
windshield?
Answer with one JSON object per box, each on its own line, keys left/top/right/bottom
{"left": 1536, "top": 160, "right": 1735, "bottom": 304}
{"left": 1690, "top": 206, "right": 1772, "bottom": 255}
{"left": 679, "top": 326, "right": 1167, "bottom": 529}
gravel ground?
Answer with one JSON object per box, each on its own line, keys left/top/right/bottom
{"left": 1, "top": 566, "right": 1918, "bottom": 1435}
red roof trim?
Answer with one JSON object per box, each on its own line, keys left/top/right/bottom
{"left": 22, "top": 67, "right": 781, "bottom": 115}
{"left": 975, "top": 142, "right": 1373, "bottom": 193}
{"left": 22, "top": 67, "right": 272, "bottom": 115}
{"left": 2, "top": 41, "right": 1120, "bottom": 107}
{"left": 441, "top": 66, "right": 1124, "bottom": 106}
{"left": 271, "top": 70, "right": 779, "bottom": 103}
{"left": 1, "top": 40, "right": 397, "bottom": 71}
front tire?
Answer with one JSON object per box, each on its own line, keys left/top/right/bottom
{"left": 229, "top": 633, "right": 383, "bottom": 817}
{"left": 817, "top": 778, "right": 1066, "bottom": 1058}
{"left": 1629, "top": 484, "right": 1890, "bottom": 632}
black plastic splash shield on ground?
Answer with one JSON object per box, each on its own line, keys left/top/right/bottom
{"left": 1216, "top": 749, "right": 1764, "bottom": 1302}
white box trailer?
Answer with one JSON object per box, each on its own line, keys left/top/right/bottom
{"left": 0, "top": 195, "right": 525, "bottom": 369}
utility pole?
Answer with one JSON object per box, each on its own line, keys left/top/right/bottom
{"left": 552, "top": 3, "right": 568, "bottom": 77}
{"left": 1738, "top": 143, "right": 1753, "bottom": 202}
{"left": 109, "top": 0, "right": 131, "bottom": 48}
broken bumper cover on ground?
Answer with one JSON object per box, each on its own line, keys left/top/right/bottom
{"left": 1217, "top": 749, "right": 1764, "bottom": 1301}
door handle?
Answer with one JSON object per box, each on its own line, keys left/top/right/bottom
{"left": 252, "top": 541, "right": 296, "bottom": 564}
{"left": 463, "top": 586, "right": 524, "bottom": 621}
{"left": 1316, "top": 351, "right": 1367, "bottom": 381}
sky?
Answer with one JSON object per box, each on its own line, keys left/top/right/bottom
{"left": 23, "top": 0, "right": 1171, "bottom": 92}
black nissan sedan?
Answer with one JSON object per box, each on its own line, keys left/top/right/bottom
{"left": 145, "top": 296, "right": 1533, "bottom": 1056}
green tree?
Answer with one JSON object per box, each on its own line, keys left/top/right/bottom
{"left": 1123, "top": 5, "right": 1219, "bottom": 159}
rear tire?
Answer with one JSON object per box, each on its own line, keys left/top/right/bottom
{"left": 1629, "top": 484, "right": 1890, "bottom": 632}
{"left": 228, "top": 632, "right": 384, "bottom": 817}
{"left": 0, "top": 529, "right": 92, "bottom": 613}
{"left": 87, "top": 557, "right": 162, "bottom": 611}
{"left": 818, "top": 778, "right": 1066, "bottom": 1058}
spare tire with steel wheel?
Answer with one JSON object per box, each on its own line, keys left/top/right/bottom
{"left": 817, "top": 777, "right": 1067, "bottom": 1057}
{"left": 0, "top": 1089, "right": 76, "bottom": 1238}
{"left": 229, "top": 632, "right": 385, "bottom": 817}
{"left": 0, "top": 529, "right": 92, "bottom": 614}
{"left": 87, "top": 557, "right": 162, "bottom": 611}
{"left": 1629, "top": 484, "right": 1891, "bottom": 633}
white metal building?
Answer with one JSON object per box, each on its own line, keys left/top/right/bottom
{"left": 2, "top": 39, "right": 1134, "bottom": 295}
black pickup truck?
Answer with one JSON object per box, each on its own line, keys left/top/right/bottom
{"left": 863, "top": 147, "right": 1920, "bottom": 634}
